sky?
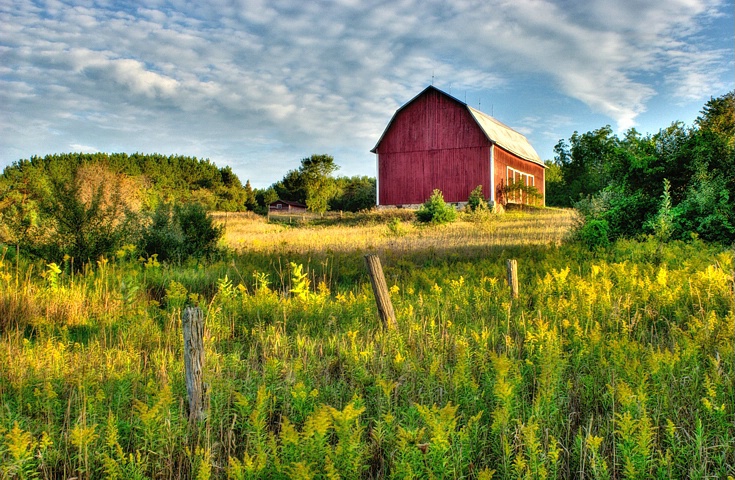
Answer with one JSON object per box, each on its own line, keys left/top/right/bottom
{"left": 1, "top": 0, "right": 733, "bottom": 188}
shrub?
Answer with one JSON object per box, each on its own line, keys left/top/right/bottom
{"left": 574, "top": 187, "right": 652, "bottom": 241}
{"left": 465, "top": 185, "right": 494, "bottom": 225}
{"left": 416, "top": 190, "right": 457, "bottom": 225}
{"left": 36, "top": 165, "right": 141, "bottom": 264}
{"left": 386, "top": 217, "right": 407, "bottom": 237}
{"left": 466, "top": 185, "right": 488, "bottom": 212}
{"left": 176, "top": 202, "right": 224, "bottom": 258}
{"left": 643, "top": 179, "right": 674, "bottom": 243}
{"left": 576, "top": 218, "right": 610, "bottom": 249}
{"left": 672, "top": 170, "right": 735, "bottom": 243}
{"left": 140, "top": 202, "right": 223, "bottom": 261}
{"left": 140, "top": 203, "right": 181, "bottom": 262}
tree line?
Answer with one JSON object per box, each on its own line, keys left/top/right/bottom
{"left": 0, "top": 154, "right": 226, "bottom": 264}
{"left": 0, "top": 152, "right": 250, "bottom": 211}
{"left": 252, "top": 154, "right": 376, "bottom": 215}
{"left": 0, "top": 151, "right": 374, "bottom": 264}
{"left": 545, "top": 91, "right": 734, "bottom": 245}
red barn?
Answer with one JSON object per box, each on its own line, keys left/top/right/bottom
{"left": 371, "top": 86, "right": 545, "bottom": 207}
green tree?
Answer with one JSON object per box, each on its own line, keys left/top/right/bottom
{"left": 216, "top": 166, "right": 248, "bottom": 211}
{"left": 272, "top": 154, "right": 340, "bottom": 214}
{"left": 274, "top": 168, "right": 306, "bottom": 204}
{"left": 38, "top": 165, "right": 140, "bottom": 263}
{"left": 554, "top": 126, "right": 620, "bottom": 205}
{"left": 0, "top": 161, "right": 45, "bottom": 250}
{"left": 543, "top": 160, "right": 565, "bottom": 206}
{"left": 330, "top": 176, "right": 376, "bottom": 212}
{"left": 696, "top": 91, "right": 735, "bottom": 143}
{"left": 300, "top": 154, "right": 339, "bottom": 214}
{"left": 244, "top": 180, "right": 257, "bottom": 211}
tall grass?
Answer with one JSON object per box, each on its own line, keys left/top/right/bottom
{"left": 0, "top": 209, "right": 732, "bottom": 478}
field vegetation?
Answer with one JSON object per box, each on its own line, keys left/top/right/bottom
{"left": 0, "top": 208, "right": 732, "bottom": 479}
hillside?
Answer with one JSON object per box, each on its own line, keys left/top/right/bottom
{"left": 0, "top": 152, "right": 250, "bottom": 212}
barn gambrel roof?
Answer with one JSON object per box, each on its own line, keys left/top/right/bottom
{"left": 371, "top": 85, "right": 544, "bottom": 167}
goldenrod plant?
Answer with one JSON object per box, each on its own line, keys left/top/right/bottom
{"left": 0, "top": 209, "right": 732, "bottom": 478}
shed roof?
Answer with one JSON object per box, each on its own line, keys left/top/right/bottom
{"left": 270, "top": 199, "right": 307, "bottom": 208}
{"left": 371, "top": 86, "right": 544, "bottom": 167}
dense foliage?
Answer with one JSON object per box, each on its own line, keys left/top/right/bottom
{"left": 0, "top": 211, "right": 731, "bottom": 478}
{"left": 547, "top": 91, "right": 735, "bottom": 244}
{"left": 0, "top": 156, "right": 224, "bottom": 263}
{"left": 140, "top": 202, "right": 223, "bottom": 262}
{"left": 266, "top": 155, "right": 376, "bottom": 214}
{"left": 329, "top": 176, "right": 377, "bottom": 213}
{"left": 0, "top": 153, "right": 250, "bottom": 212}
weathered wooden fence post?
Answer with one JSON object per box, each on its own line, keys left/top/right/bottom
{"left": 365, "top": 254, "right": 397, "bottom": 329}
{"left": 182, "top": 306, "right": 206, "bottom": 423}
{"left": 506, "top": 259, "right": 519, "bottom": 299}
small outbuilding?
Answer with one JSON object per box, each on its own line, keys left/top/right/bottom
{"left": 371, "top": 86, "right": 545, "bottom": 207}
{"left": 269, "top": 199, "right": 307, "bottom": 212}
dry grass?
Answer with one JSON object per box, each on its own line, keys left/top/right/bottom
{"left": 214, "top": 207, "right": 578, "bottom": 256}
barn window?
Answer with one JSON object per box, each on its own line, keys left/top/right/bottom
{"left": 506, "top": 167, "right": 535, "bottom": 204}
{"left": 277, "top": 204, "right": 282, "bottom": 210}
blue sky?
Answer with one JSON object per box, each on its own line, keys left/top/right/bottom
{"left": 1, "top": 0, "right": 733, "bottom": 188}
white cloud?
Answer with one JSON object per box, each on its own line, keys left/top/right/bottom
{"left": 665, "top": 47, "right": 732, "bottom": 101}
{"left": 0, "top": 0, "right": 731, "bottom": 185}
{"left": 69, "top": 143, "right": 99, "bottom": 153}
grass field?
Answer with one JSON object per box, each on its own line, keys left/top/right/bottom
{"left": 0, "top": 208, "right": 732, "bottom": 479}
{"left": 216, "top": 208, "right": 577, "bottom": 253}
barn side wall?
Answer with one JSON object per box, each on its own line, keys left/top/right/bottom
{"left": 376, "top": 89, "right": 491, "bottom": 205}
{"left": 493, "top": 146, "right": 546, "bottom": 205}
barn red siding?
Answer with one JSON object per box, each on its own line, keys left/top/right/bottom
{"left": 379, "top": 148, "right": 489, "bottom": 205}
{"left": 376, "top": 89, "right": 491, "bottom": 205}
{"left": 493, "top": 146, "right": 545, "bottom": 205}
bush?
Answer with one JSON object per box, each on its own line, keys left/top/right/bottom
{"left": 503, "top": 179, "right": 542, "bottom": 206}
{"left": 672, "top": 171, "right": 735, "bottom": 243}
{"left": 177, "top": 202, "right": 224, "bottom": 258}
{"left": 140, "top": 202, "right": 223, "bottom": 261}
{"left": 416, "top": 190, "right": 457, "bottom": 225}
{"left": 576, "top": 219, "right": 610, "bottom": 249}
{"left": 386, "top": 217, "right": 407, "bottom": 237}
{"left": 35, "top": 166, "right": 140, "bottom": 264}
{"left": 466, "top": 185, "right": 488, "bottom": 212}
{"left": 574, "top": 187, "right": 652, "bottom": 241}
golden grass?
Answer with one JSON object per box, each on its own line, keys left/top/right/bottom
{"left": 215, "top": 208, "right": 579, "bottom": 255}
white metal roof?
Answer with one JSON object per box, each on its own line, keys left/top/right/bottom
{"left": 467, "top": 106, "right": 543, "bottom": 166}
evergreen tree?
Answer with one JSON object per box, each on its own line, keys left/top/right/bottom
{"left": 244, "top": 180, "right": 257, "bottom": 211}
